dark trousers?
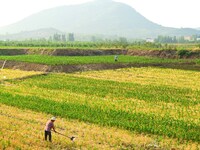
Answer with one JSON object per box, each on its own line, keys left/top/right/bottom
{"left": 45, "top": 131, "right": 52, "bottom": 142}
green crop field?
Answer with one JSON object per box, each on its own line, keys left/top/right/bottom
{"left": 0, "top": 55, "right": 195, "bottom": 65}
{"left": 0, "top": 40, "right": 200, "bottom": 51}
{"left": 0, "top": 67, "right": 199, "bottom": 149}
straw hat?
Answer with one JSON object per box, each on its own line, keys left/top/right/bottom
{"left": 51, "top": 117, "right": 56, "bottom": 121}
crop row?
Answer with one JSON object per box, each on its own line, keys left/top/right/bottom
{"left": 7, "top": 72, "right": 199, "bottom": 123}
{"left": 12, "top": 74, "right": 200, "bottom": 106}
{"left": 2, "top": 69, "right": 199, "bottom": 121}
{"left": 1, "top": 68, "right": 199, "bottom": 143}
{"left": 2, "top": 79, "right": 199, "bottom": 125}
{"left": 0, "top": 91, "right": 199, "bottom": 142}
{"left": 1, "top": 103, "right": 199, "bottom": 149}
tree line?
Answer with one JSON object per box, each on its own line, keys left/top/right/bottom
{"left": 155, "top": 35, "right": 200, "bottom": 43}
{"left": 1, "top": 33, "right": 200, "bottom": 50}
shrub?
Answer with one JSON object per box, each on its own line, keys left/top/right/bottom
{"left": 177, "top": 50, "right": 192, "bottom": 58}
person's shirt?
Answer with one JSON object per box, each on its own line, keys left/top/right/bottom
{"left": 45, "top": 120, "right": 54, "bottom": 132}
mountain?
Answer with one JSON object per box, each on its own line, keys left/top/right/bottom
{"left": 0, "top": 0, "right": 199, "bottom": 39}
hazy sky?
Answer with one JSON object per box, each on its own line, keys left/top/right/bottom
{"left": 0, "top": 0, "right": 199, "bottom": 28}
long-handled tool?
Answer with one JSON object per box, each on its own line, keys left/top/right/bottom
{"left": 0, "top": 60, "right": 7, "bottom": 71}
{"left": 55, "top": 131, "right": 76, "bottom": 141}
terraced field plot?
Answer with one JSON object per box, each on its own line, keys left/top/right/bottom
{"left": 0, "top": 55, "right": 192, "bottom": 65}
{"left": 0, "top": 68, "right": 200, "bottom": 149}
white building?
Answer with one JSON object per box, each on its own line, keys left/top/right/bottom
{"left": 146, "top": 38, "right": 154, "bottom": 43}
{"left": 196, "top": 38, "right": 200, "bottom": 41}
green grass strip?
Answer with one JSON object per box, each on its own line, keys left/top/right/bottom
{"left": 0, "top": 55, "right": 188, "bottom": 65}
{"left": 0, "top": 91, "right": 199, "bottom": 142}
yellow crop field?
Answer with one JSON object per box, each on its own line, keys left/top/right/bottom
{"left": 0, "top": 68, "right": 200, "bottom": 149}
{"left": 0, "top": 69, "right": 43, "bottom": 81}
{"left": 73, "top": 67, "right": 200, "bottom": 90}
{"left": 1, "top": 104, "right": 199, "bottom": 150}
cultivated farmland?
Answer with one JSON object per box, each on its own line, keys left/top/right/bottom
{"left": 0, "top": 67, "right": 200, "bottom": 149}
{"left": 0, "top": 55, "right": 192, "bottom": 65}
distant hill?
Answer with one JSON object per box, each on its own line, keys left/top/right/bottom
{"left": 0, "top": 0, "right": 199, "bottom": 39}
{"left": 0, "top": 28, "right": 63, "bottom": 40}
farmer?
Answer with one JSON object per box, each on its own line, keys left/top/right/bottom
{"left": 114, "top": 55, "right": 118, "bottom": 62}
{"left": 44, "top": 117, "right": 57, "bottom": 142}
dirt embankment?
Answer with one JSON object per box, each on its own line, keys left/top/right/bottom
{"left": 0, "top": 49, "right": 127, "bottom": 56}
{"left": 48, "top": 49, "right": 127, "bottom": 56}
{"left": 127, "top": 50, "right": 200, "bottom": 59}
{"left": 0, "top": 49, "right": 27, "bottom": 55}
{"left": 1, "top": 48, "right": 200, "bottom": 59}
{"left": 0, "top": 60, "right": 49, "bottom": 72}
{"left": 1, "top": 60, "right": 199, "bottom": 73}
